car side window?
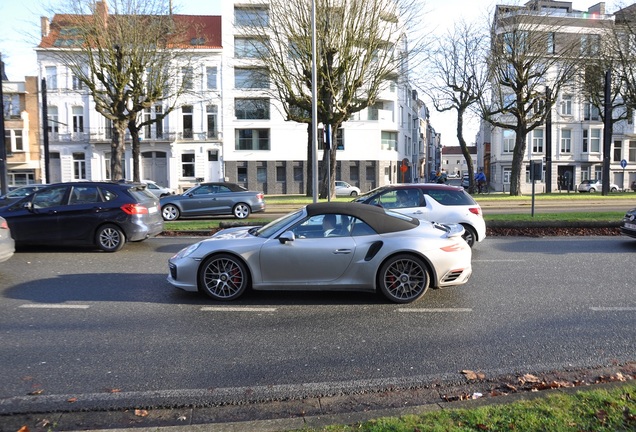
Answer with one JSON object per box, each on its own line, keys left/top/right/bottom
{"left": 290, "top": 214, "right": 352, "bottom": 238}
{"left": 70, "top": 186, "right": 101, "bottom": 205}
{"left": 217, "top": 185, "right": 232, "bottom": 193}
{"left": 31, "top": 186, "right": 67, "bottom": 209}
{"left": 193, "top": 185, "right": 213, "bottom": 195}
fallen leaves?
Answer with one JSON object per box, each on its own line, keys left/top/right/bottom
{"left": 462, "top": 370, "right": 486, "bottom": 381}
{"left": 134, "top": 409, "right": 149, "bottom": 417}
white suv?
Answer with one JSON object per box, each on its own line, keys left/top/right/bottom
{"left": 354, "top": 183, "right": 486, "bottom": 247}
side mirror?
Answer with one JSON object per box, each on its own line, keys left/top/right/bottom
{"left": 278, "top": 231, "right": 295, "bottom": 244}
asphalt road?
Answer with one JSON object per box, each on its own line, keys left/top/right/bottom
{"left": 0, "top": 236, "right": 635, "bottom": 417}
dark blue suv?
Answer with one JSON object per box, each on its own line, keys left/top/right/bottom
{"left": 0, "top": 181, "right": 164, "bottom": 252}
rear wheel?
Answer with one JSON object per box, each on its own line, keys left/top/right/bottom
{"left": 461, "top": 224, "right": 477, "bottom": 248}
{"left": 610, "top": 186, "right": 618, "bottom": 192}
{"left": 589, "top": 188, "right": 596, "bottom": 193}
{"left": 378, "top": 254, "right": 430, "bottom": 303}
{"left": 233, "top": 203, "right": 251, "bottom": 219}
{"left": 96, "top": 224, "right": 125, "bottom": 252}
{"left": 198, "top": 254, "right": 249, "bottom": 301}
{"left": 162, "top": 204, "right": 180, "bottom": 221}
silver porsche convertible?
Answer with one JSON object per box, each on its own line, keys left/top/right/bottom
{"left": 167, "top": 202, "right": 472, "bottom": 303}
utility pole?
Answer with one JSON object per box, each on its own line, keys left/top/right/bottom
{"left": 0, "top": 54, "right": 9, "bottom": 195}
{"left": 602, "top": 69, "right": 612, "bottom": 196}
{"left": 42, "top": 78, "right": 51, "bottom": 183}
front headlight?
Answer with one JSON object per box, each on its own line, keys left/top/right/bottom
{"left": 173, "top": 242, "right": 201, "bottom": 259}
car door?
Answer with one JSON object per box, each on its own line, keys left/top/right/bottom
{"left": 57, "top": 185, "right": 111, "bottom": 243}
{"left": 179, "top": 184, "right": 217, "bottom": 216}
{"left": 2, "top": 185, "right": 70, "bottom": 243}
{"left": 258, "top": 214, "right": 356, "bottom": 285}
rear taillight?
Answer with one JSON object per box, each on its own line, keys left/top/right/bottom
{"left": 0, "top": 220, "right": 9, "bottom": 229}
{"left": 441, "top": 243, "right": 465, "bottom": 252}
{"left": 469, "top": 207, "right": 482, "bottom": 217}
{"left": 121, "top": 203, "right": 149, "bottom": 215}
{"left": 257, "top": 193, "right": 264, "bottom": 201}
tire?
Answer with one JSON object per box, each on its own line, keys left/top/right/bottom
{"left": 610, "top": 187, "right": 617, "bottom": 192}
{"left": 198, "top": 254, "right": 250, "bottom": 301}
{"left": 162, "top": 204, "right": 180, "bottom": 221}
{"left": 589, "top": 188, "right": 596, "bottom": 193}
{"left": 378, "top": 254, "right": 430, "bottom": 303}
{"left": 461, "top": 224, "right": 477, "bottom": 248}
{"left": 233, "top": 203, "right": 251, "bottom": 219}
{"left": 350, "top": 191, "right": 359, "bottom": 196}
{"left": 96, "top": 224, "right": 125, "bottom": 252}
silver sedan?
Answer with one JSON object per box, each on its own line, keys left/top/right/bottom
{"left": 167, "top": 202, "right": 472, "bottom": 303}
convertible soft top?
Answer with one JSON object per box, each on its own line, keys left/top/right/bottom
{"left": 304, "top": 202, "right": 419, "bottom": 234}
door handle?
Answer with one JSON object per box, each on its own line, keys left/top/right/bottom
{"left": 333, "top": 249, "right": 352, "bottom": 254}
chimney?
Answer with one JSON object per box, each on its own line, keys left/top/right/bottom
{"left": 41, "top": 16, "right": 50, "bottom": 38}
{"left": 95, "top": 0, "right": 108, "bottom": 25}
{"left": 588, "top": 3, "right": 605, "bottom": 15}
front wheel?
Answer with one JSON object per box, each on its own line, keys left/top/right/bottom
{"left": 198, "top": 254, "right": 250, "bottom": 301}
{"left": 378, "top": 254, "right": 430, "bottom": 303}
{"left": 610, "top": 187, "right": 618, "bottom": 192}
{"left": 162, "top": 204, "right": 180, "bottom": 221}
{"left": 233, "top": 203, "right": 251, "bottom": 219}
{"left": 350, "top": 191, "right": 359, "bottom": 196}
{"left": 96, "top": 224, "right": 125, "bottom": 252}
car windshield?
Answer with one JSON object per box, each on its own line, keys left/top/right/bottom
{"left": 252, "top": 209, "right": 304, "bottom": 238}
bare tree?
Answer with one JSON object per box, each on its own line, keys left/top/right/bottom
{"left": 44, "top": 0, "right": 194, "bottom": 181}
{"left": 481, "top": 5, "right": 588, "bottom": 196}
{"left": 423, "top": 20, "right": 489, "bottom": 194}
{"left": 237, "top": 0, "right": 424, "bottom": 198}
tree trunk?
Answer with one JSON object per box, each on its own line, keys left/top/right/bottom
{"left": 129, "top": 120, "right": 141, "bottom": 182}
{"left": 305, "top": 122, "right": 313, "bottom": 197}
{"left": 456, "top": 107, "right": 476, "bottom": 194}
{"left": 111, "top": 122, "right": 127, "bottom": 181}
{"left": 510, "top": 130, "right": 527, "bottom": 196}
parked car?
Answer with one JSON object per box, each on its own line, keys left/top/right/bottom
{"left": 620, "top": 207, "right": 636, "bottom": 239}
{"left": 461, "top": 175, "right": 470, "bottom": 189}
{"left": 335, "top": 181, "right": 361, "bottom": 196}
{"left": 141, "top": 180, "right": 175, "bottom": 198}
{"left": 353, "top": 183, "right": 486, "bottom": 247}
{"left": 0, "top": 181, "right": 164, "bottom": 252}
{"left": 160, "top": 182, "right": 265, "bottom": 220}
{"left": 0, "top": 216, "right": 15, "bottom": 263}
{"left": 167, "top": 202, "right": 471, "bottom": 303}
{"left": 0, "top": 184, "right": 48, "bottom": 207}
{"left": 577, "top": 179, "right": 619, "bottom": 193}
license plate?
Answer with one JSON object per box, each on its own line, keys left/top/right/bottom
{"left": 625, "top": 222, "right": 636, "bottom": 230}
{"left": 148, "top": 206, "right": 158, "bottom": 214}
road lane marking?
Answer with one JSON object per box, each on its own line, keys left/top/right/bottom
{"left": 590, "top": 307, "right": 636, "bottom": 312}
{"left": 397, "top": 308, "right": 472, "bottom": 313}
{"left": 19, "top": 304, "right": 90, "bottom": 309}
{"left": 200, "top": 307, "right": 277, "bottom": 312}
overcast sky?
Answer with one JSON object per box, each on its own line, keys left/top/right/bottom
{"left": 0, "top": 0, "right": 616, "bottom": 146}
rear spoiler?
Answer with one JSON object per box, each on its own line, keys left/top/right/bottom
{"left": 432, "top": 222, "right": 465, "bottom": 238}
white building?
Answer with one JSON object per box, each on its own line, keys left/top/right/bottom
{"left": 35, "top": 0, "right": 424, "bottom": 194}
{"left": 481, "top": 0, "right": 636, "bottom": 194}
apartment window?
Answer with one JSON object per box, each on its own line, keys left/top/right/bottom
{"left": 629, "top": 141, "right": 636, "bottom": 162}
{"left": 560, "top": 129, "right": 571, "bottom": 153}
{"left": 583, "top": 129, "right": 588, "bottom": 153}
{"left": 237, "top": 166, "right": 248, "bottom": 182}
{"left": 72, "top": 106, "right": 84, "bottom": 134}
{"left": 381, "top": 131, "right": 397, "bottom": 150}
{"left": 235, "top": 129, "right": 270, "bottom": 150}
{"left": 503, "top": 129, "right": 515, "bottom": 153}
{"left": 182, "top": 105, "right": 193, "bottom": 138}
{"left": 584, "top": 103, "right": 600, "bottom": 121}
{"left": 207, "top": 105, "right": 218, "bottom": 139}
{"left": 234, "top": 37, "right": 267, "bottom": 59}
{"left": 72, "top": 74, "right": 83, "bottom": 90}
{"left": 318, "top": 127, "right": 344, "bottom": 150}
{"left": 47, "top": 106, "right": 59, "bottom": 133}
{"left": 234, "top": 6, "right": 269, "bottom": 27}
{"left": 73, "top": 152, "right": 86, "bottom": 180}
{"left": 257, "top": 165, "right": 267, "bottom": 182}
{"left": 181, "top": 153, "right": 195, "bottom": 177}
{"left": 367, "top": 102, "right": 383, "bottom": 120}
{"left": 155, "top": 106, "right": 163, "bottom": 138}
{"left": 144, "top": 108, "right": 152, "bottom": 138}
{"left": 276, "top": 166, "right": 285, "bottom": 182}
{"left": 581, "top": 34, "right": 600, "bottom": 56}
{"left": 206, "top": 66, "right": 217, "bottom": 90}
{"left": 560, "top": 95, "right": 572, "bottom": 116}
{"left": 235, "top": 98, "right": 269, "bottom": 120}
{"left": 547, "top": 32, "right": 555, "bottom": 54}
{"left": 182, "top": 67, "right": 193, "bottom": 90}
{"left": 590, "top": 128, "right": 601, "bottom": 152}
{"left": 613, "top": 140, "right": 622, "bottom": 162}
{"left": 503, "top": 168, "right": 511, "bottom": 184}
{"left": 45, "top": 66, "right": 57, "bottom": 89}
{"left": 3, "top": 94, "right": 20, "bottom": 118}
{"left": 105, "top": 118, "right": 113, "bottom": 140}
{"left": 532, "top": 129, "right": 544, "bottom": 153}
{"left": 351, "top": 165, "right": 359, "bottom": 181}
{"left": 208, "top": 150, "right": 219, "bottom": 161}
{"left": 234, "top": 67, "right": 269, "bottom": 89}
